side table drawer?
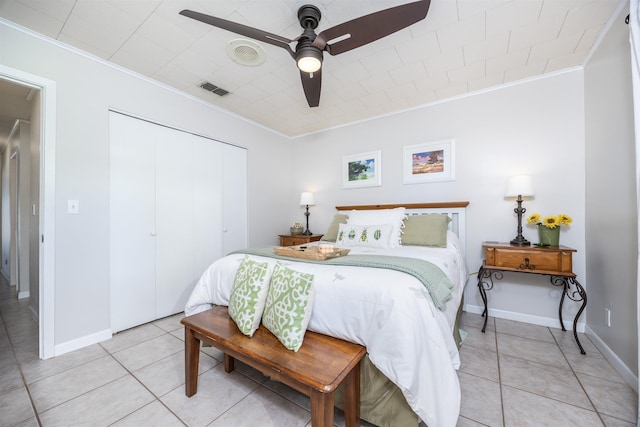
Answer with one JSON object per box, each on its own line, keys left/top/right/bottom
{"left": 283, "top": 236, "right": 312, "bottom": 246}
{"left": 279, "top": 234, "right": 323, "bottom": 247}
{"left": 485, "top": 247, "right": 573, "bottom": 274}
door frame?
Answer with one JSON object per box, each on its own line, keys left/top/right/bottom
{"left": 0, "top": 65, "right": 56, "bottom": 359}
{"left": 9, "top": 148, "right": 20, "bottom": 295}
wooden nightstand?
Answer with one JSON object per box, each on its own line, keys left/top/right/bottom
{"left": 278, "top": 234, "right": 323, "bottom": 247}
{"left": 478, "top": 242, "right": 587, "bottom": 354}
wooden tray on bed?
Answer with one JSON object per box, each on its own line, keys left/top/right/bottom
{"left": 273, "top": 245, "right": 350, "bottom": 260}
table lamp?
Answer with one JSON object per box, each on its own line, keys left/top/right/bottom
{"left": 505, "top": 175, "right": 535, "bottom": 246}
{"left": 299, "top": 192, "right": 315, "bottom": 235}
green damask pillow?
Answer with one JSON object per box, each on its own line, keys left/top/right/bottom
{"left": 262, "top": 263, "right": 315, "bottom": 351}
{"left": 228, "top": 256, "right": 272, "bottom": 337}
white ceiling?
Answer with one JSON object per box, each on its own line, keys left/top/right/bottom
{"left": 0, "top": 0, "right": 622, "bottom": 139}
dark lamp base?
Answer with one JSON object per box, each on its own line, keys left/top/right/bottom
{"left": 510, "top": 237, "right": 531, "bottom": 246}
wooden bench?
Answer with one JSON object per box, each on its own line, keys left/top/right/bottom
{"left": 181, "top": 306, "right": 366, "bottom": 427}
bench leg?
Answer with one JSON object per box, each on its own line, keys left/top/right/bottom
{"left": 184, "top": 327, "right": 200, "bottom": 397}
{"left": 342, "top": 361, "right": 361, "bottom": 427}
{"left": 223, "top": 354, "right": 235, "bottom": 373}
{"left": 310, "top": 389, "right": 334, "bottom": 427}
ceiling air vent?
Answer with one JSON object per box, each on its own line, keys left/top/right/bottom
{"left": 226, "top": 39, "right": 266, "bottom": 66}
{"left": 200, "top": 82, "right": 229, "bottom": 97}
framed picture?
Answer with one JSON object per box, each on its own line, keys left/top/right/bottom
{"left": 343, "top": 150, "right": 382, "bottom": 189}
{"left": 403, "top": 139, "right": 455, "bottom": 184}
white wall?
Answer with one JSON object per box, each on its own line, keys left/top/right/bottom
{"left": 0, "top": 21, "right": 293, "bottom": 350}
{"left": 584, "top": 5, "right": 637, "bottom": 379}
{"left": 292, "top": 71, "right": 587, "bottom": 330}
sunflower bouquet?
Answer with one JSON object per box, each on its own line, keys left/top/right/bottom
{"left": 526, "top": 213, "right": 573, "bottom": 229}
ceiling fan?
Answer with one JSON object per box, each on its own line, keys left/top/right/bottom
{"left": 179, "top": 1, "right": 431, "bottom": 107}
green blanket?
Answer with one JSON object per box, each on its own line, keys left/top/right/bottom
{"left": 231, "top": 247, "right": 453, "bottom": 310}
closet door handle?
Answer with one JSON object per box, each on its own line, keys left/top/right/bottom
{"left": 150, "top": 231, "right": 157, "bottom": 237}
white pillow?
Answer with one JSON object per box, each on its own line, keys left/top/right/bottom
{"left": 335, "top": 223, "right": 394, "bottom": 248}
{"left": 347, "top": 207, "right": 406, "bottom": 247}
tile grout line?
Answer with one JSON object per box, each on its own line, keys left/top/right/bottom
{"left": 103, "top": 329, "right": 190, "bottom": 426}
{"left": 496, "top": 321, "right": 604, "bottom": 425}
{"left": 553, "top": 331, "right": 607, "bottom": 426}
{"left": 0, "top": 291, "right": 42, "bottom": 426}
{"left": 493, "top": 317, "right": 507, "bottom": 427}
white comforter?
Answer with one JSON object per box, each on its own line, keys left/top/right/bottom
{"left": 184, "top": 231, "right": 468, "bottom": 427}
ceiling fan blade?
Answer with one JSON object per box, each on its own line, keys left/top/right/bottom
{"left": 180, "top": 10, "right": 296, "bottom": 57}
{"left": 312, "top": 0, "right": 431, "bottom": 55}
{"left": 300, "top": 69, "right": 322, "bottom": 107}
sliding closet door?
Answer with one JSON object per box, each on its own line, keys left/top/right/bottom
{"left": 154, "top": 131, "right": 196, "bottom": 318}
{"left": 110, "top": 112, "right": 246, "bottom": 332}
{"left": 222, "top": 144, "right": 247, "bottom": 254}
{"left": 109, "top": 113, "right": 157, "bottom": 332}
{"left": 192, "top": 138, "right": 223, "bottom": 279}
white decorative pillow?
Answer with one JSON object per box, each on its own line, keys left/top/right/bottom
{"left": 262, "top": 263, "right": 315, "bottom": 352}
{"left": 347, "top": 208, "right": 407, "bottom": 247}
{"left": 335, "top": 223, "right": 394, "bottom": 248}
{"left": 228, "top": 256, "right": 272, "bottom": 337}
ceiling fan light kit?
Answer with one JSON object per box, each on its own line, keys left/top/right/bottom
{"left": 296, "top": 46, "right": 322, "bottom": 73}
{"left": 179, "top": 0, "right": 431, "bottom": 107}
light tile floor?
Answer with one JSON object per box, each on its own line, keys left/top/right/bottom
{"left": 0, "top": 277, "right": 637, "bottom": 426}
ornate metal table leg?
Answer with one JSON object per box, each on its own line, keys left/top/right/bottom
{"left": 476, "top": 266, "right": 488, "bottom": 332}
{"left": 550, "top": 276, "right": 568, "bottom": 332}
{"left": 568, "top": 277, "right": 587, "bottom": 355}
{"left": 551, "top": 275, "right": 587, "bottom": 355}
{"left": 477, "top": 267, "right": 501, "bottom": 333}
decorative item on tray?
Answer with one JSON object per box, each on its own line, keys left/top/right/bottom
{"left": 273, "top": 244, "right": 350, "bottom": 260}
{"left": 290, "top": 222, "right": 304, "bottom": 235}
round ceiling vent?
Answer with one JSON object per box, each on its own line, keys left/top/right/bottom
{"left": 226, "top": 39, "right": 267, "bottom": 66}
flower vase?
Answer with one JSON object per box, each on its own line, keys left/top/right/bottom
{"left": 538, "top": 225, "right": 560, "bottom": 246}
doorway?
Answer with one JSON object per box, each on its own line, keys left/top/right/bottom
{"left": 0, "top": 65, "right": 56, "bottom": 359}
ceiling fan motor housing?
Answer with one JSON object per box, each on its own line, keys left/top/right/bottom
{"left": 298, "top": 5, "right": 321, "bottom": 29}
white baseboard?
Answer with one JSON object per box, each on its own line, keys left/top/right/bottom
{"left": 464, "top": 304, "right": 586, "bottom": 333}
{"left": 54, "top": 329, "right": 112, "bottom": 357}
{"left": 585, "top": 326, "right": 638, "bottom": 393}
{"left": 18, "top": 290, "right": 30, "bottom": 299}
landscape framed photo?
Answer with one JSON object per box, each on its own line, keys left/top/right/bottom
{"left": 343, "top": 150, "right": 382, "bottom": 189}
{"left": 403, "top": 139, "right": 455, "bottom": 184}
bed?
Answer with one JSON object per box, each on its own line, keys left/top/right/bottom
{"left": 184, "top": 202, "right": 469, "bottom": 427}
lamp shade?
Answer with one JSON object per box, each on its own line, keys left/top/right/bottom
{"left": 299, "top": 192, "right": 315, "bottom": 206}
{"left": 505, "top": 175, "right": 535, "bottom": 197}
